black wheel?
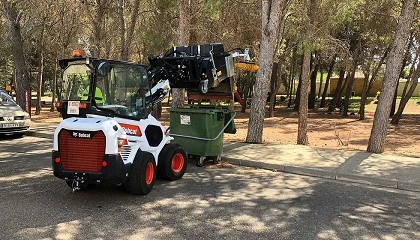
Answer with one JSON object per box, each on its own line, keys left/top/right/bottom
{"left": 124, "top": 151, "right": 156, "bottom": 195}
{"left": 12, "top": 133, "right": 24, "bottom": 139}
{"left": 196, "top": 157, "right": 206, "bottom": 167}
{"left": 157, "top": 143, "right": 187, "bottom": 181}
{"left": 213, "top": 155, "right": 222, "bottom": 164}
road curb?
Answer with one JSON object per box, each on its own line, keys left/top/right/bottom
{"left": 224, "top": 157, "right": 335, "bottom": 180}
{"left": 224, "top": 157, "right": 285, "bottom": 172}
{"left": 223, "top": 157, "right": 419, "bottom": 192}
{"left": 335, "top": 172, "right": 397, "bottom": 188}
{"left": 283, "top": 165, "right": 336, "bottom": 179}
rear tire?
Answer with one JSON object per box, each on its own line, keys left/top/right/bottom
{"left": 124, "top": 151, "right": 156, "bottom": 195}
{"left": 158, "top": 143, "right": 187, "bottom": 181}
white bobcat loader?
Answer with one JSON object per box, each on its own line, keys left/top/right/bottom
{"left": 53, "top": 56, "right": 187, "bottom": 195}
{"left": 53, "top": 44, "right": 252, "bottom": 195}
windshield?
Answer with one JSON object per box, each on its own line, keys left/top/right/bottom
{"left": 0, "top": 91, "right": 18, "bottom": 106}
{"left": 96, "top": 64, "right": 149, "bottom": 118}
{"left": 60, "top": 64, "right": 91, "bottom": 101}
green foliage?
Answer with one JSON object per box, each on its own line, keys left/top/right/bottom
{"left": 349, "top": 101, "right": 360, "bottom": 111}
{"left": 156, "top": 0, "right": 177, "bottom": 12}
{"left": 0, "top": 0, "right": 410, "bottom": 104}
{"left": 202, "top": 0, "right": 222, "bottom": 20}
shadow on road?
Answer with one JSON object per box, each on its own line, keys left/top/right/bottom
{"left": 1, "top": 159, "right": 420, "bottom": 239}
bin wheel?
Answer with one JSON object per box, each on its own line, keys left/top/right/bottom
{"left": 197, "top": 157, "right": 206, "bottom": 167}
{"left": 213, "top": 155, "right": 222, "bottom": 164}
{"left": 124, "top": 151, "right": 156, "bottom": 195}
{"left": 157, "top": 143, "right": 188, "bottom": 181}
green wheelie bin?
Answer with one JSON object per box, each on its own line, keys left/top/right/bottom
{"left": 169, "top": 106, "right": 236, "bottom": 166}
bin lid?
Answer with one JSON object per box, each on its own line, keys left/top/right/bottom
{"left": 169, "top": 106, "right": 226, "bottom": 114}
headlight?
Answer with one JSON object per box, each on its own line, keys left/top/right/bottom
{"left": 24, "top": 114, "right": 30, "bottom": 120}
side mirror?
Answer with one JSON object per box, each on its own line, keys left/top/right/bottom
{"left": 97, "top": 62, "right": 111, "bottom": 77}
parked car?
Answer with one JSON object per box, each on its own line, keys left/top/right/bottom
{"left": 0, "top": 90, "right": 31, "bottom": 136}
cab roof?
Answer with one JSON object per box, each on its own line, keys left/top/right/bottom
{"left": 58, "top": 57, "right": 148, "bottom": 70}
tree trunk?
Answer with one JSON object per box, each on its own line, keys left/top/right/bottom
{"left": 287, "top": 48, "right": 297, "bottom": 108}
{"left": 297, "top": 49, "right": 311, "bottom": 145}
{"left": 338, "top": 73, "right": 349, "bottom": 108}
{"left": 398, "top": 32, "right": 415, "bottom": 98}
{"left": 294, "top": 54, "right": 304, "bottom": 110}
{"left": 328, "top": 69, "right": 345, "bottom": 112}
{"left": 241, "top": 85, "right": 250, "bottom": 113}
{"left": 120, "top": 0, "right": 140, "bottom": 61}
{"left": 400, "top": 55, "right": 417, "bottom": 99}
{"left": 308, "top": 55, "right": 318, "bottom": 109}
{"left": 117, "top": 0, "right": 126, "bottom": 60}
{"left": 317, "top": 66, "right": 323, "bottom": 98}
{"left": 390, "top": 34, "right": 415, "bottom": 117}
{"left": 35, "top": 19, "right": 46, "bottom": 115}
{"left": 294, "top": 73, "right": 302, "bottom": 110}
{"left": 343, "top": 66, "right": 356, "bottom": 116}
{"left": 391, "top": 60, "right": 420, "bottom": 125}
{"left": 246, "top": 0, "right": 287, "bottom": 143}
{"left": 172, "top": 0, "right": 191, "bottom": 108}
{"left": 35, "top": 47, "right": 44, "bottom": 115}
{"left": 50, "top": 53, "right": 58, "bottom": 112}
{"left": 401, "top": 47, "right": 420, "bottom": 99}
{"left": 359, "top": 47, "right": 390, "bottom": 120}
{"left": 359, "top": 73, "right": 370, "bottom": 120}
{"left": 89, "top": 0, "right": 107, "bottom": 57}
{"left": 1, "top": 0, "right": 31, "bottom": 111}
{"left": 367, "top": 0, "right": 416, "bottom": 154}
{"left": 390, "top": 85, "right": 398, "bottom": 117}
{"left": 297, "top": 0, "right": 317, "bottom": 145}
{"left": 269, "top": 62, "right": 279, "bottom": 117}
{"left": 320, "top": 58, "right": 335, "bottom": 108}
{"left": 400, "top": 76, "right": 410, "bottom": 100}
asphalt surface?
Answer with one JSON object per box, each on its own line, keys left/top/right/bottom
{"left": 1, "top": 134, "right": 420, "bottom": 239}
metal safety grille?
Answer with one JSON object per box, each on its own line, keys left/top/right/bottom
{"left": 120, "top": 145, "right": 132, "bottom": 161}
{"left": 58, "top": 130, "right": 105, "bottom": 173}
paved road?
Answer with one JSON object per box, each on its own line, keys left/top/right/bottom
{"left": 1, "top": 134, "right": 420, "bottom": 240}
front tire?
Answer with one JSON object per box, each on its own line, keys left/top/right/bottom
{"left": 158, "top": 143, "right": 187, "bottom": 181}
{"left": 124, "top": 151, "right": 156, "bottom": 195}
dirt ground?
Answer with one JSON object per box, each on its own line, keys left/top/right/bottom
{"left": 31, "top": 100, "right": 420, "bottom": 157}
{"left": 223, "top": 107, "right": 420, "bottom": 157}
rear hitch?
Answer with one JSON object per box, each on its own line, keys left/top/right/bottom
{"left": 71, "top": 179, "right": 81, "bottom": 192}
{"left": 198, "top": 79, "right": 209, "bottom": 94}
{"left": 70, "top": 173, "right": 87, "bottom": 192}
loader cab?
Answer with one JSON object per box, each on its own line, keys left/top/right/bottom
{"left": 56, "top": 57, "right": 150, "bottom": 120}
